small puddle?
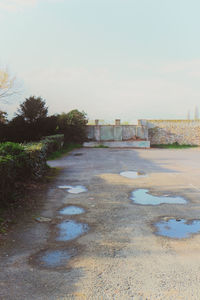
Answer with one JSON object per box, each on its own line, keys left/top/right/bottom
{"left": 130, "top": 189, "right": 187, "bottom": 205}
{"left": 74, "top": 153, "right": 83, "bottom": 156}
{"left": 35, "top": 216, "right": 51, "bottom": 223}
{"left": 59, "top": 206, "right": 85, "bottom": 215}
{"left": 56, "top": 220, "right": 89, "bottom": 241}
{"left": 154, "top": 218, "right": 200, "bottom": 239}
{"left": 38, "top": 249, "right": 75, "bottom": 268}
{"left": 120, "top": 171, "right": 147, "bottom": 179}
{"left": 58, "top": 185, "right": 88, "bottom": 194}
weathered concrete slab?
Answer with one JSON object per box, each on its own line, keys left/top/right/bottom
{"left": 100, "top": 126, "right": 114, "bottom": 141}
{"left": 136, "top": 126, "right": 148, "bottom": 140}
{"left": 122, "top": 125, "right": 137, "bottom": 140}
{"left": 86, "top": 124, "right": 149, "bottom": 141}
{"left": 83, "top": 140, "right": 150, "bottom": 148}
{"left": 114, "top": 126, "right": 123, "bottom": 141}
{"left": 86, "top": 126, "right": 94, "bottom": 140}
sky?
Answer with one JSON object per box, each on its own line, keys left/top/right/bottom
{"left": 0, "top": 0, "right": 200, "bottom": 122}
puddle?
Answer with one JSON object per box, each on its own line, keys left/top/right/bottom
{"left": 154, "top": 218, "right": 200, "bottom": 239}
{"left": 74, "top": 153, "right": 83, "bottom": 156}
{"left": 56, "top": 220, "right": 89, "bottom": 241}
{"left": 130, "top": 189, "right": 187, "bottom": 205}
{"left": 120, "top": 171, "right": 147, "bottom": 179}
{"left": 59, "top": 206, "right": 85, "bottom": 215}
{"left": 58, "top": 185, "right": 88, "bottom": 194}
{"left": 35, "top": 216, "right": 51, "bottom": 223}
{"left": 38, "top": 249, "right": 74, "bottom": 268}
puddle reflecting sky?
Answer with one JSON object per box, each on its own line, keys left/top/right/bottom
{"left": 40, "top": 250, "right": 72, "bottom": 267}
{"left": 59, "top": 206, "right": 85, "bottom": 215}
{"left": 120, "top": 171, "right": 147, "bottom": 179}
{"left": 58, "top": 185, "right": 88, "bottom": 194}
{"left": 131, "top": 189, "right": 187, "bottom": 205}
{"left": 154, "top": 219, "right": 200, "bottom": 239}
{"left": 56, "top": 220, "right": 89, "bottom": 241}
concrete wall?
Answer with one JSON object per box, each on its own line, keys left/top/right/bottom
{"left": 86, "top": 125, "right": 148, "bottom": 141}
{"left": 139, "top": 119, "right": 200, "bottom": 145}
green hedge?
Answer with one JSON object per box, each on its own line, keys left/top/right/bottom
{"left": 0, "top": 134, "right": 64, "bottom": 205}
{"left": 0, "top": 155, "right": 16, "bottom": 203}
{"left": 41, "top": 134, "right": 64, "bottom": 156}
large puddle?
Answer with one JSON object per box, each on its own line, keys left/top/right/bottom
{"left": 56, "top": 220, "right": 89, "bottom": 241}
{"left": 154, "top": 218, "right": 200, "bottom": 239}
{"left": 58, "top": 185, "right": 88, "bottom": 194}
{"left": 130, "top": 189, "right": 187, "bottom": 205}
{"left": 120, "top": 171, "right": 147, "bottom": 179}
{"left": 59, "top": 206, "right": 85, "bottom": 215}
{"left": 39, "top": 250, "right": 73, "bottom": 268}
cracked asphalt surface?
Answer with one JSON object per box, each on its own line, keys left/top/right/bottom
{"left": 1, "top": 148, "right": 200, "bottom": 299}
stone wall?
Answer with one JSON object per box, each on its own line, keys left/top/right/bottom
{"left": 139, "top": 120, "right": 200, "bottom": 145}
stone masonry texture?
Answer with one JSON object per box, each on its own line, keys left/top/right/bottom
{"left": 139, "top": 120, "right": 200, "bottom": 145}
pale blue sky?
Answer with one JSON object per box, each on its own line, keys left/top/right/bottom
{"left": 1, "top": 0, "right": 200, "bottom": 122}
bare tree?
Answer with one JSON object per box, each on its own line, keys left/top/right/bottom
{"left": 0, "top": 111, "right": 7, "bottom": 124}
{"left": 0, "top": 68, "right": 19, "bottom": 100}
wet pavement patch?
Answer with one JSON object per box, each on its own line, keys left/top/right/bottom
{"left": 120, "top": 171, "right": 147, "bottom": 179}
{"left": 130, "top": 189, "right": 187, "bottom": 205}
{"left": 154, "top": 218, "right": 200, "bottom": 239}
{"left": 59, "top": 206, "right": 85, "bottom": 215}
{"left": 56, "top": 220, "right": 89, "bottom": 241}
{"left": 74, "top": 153, "right": 83, "bottom": 156}
{"left": 36, "top": 249, "right": 76, "bottom": 268}
{"left": 58, "top": 185, "right": 88, "bottom": 194}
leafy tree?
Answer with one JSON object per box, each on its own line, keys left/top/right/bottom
{"left": 58, "top": 110, "right": 88, "bottom": 144}
{"left": 6, "top": 116, "right": 28, "bottom": 142}
{"left": 57, "top": 112, "right": 69, "bottom": 132}
{"left": 17, "top": 96, "right": 48, "bottom": 123}
{"left": 38, "top": 115, "right": 58, "bottom": 136}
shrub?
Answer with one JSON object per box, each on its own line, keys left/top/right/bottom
{"left": 0, "top": 114, "right": 59, "bottom": 143}
{"left": 41, "top": 134, "right": 64, "bottom": 156}
{"left": 0, "top": 134, "right": 64, "bottom": 205}
{"left": 24, "top": 134, "right": 64, "bottom": 178}
{"left": 57, "top": 110, "right": 88, "bottom": 144}
{"left": 0, "top": 142, "right": 29, "bottom": 178}
{"left": 0, "top": 155, "right": 15, "bottom": 204}
{"left": 24, "top": 142, "right": 47, "bottom": 179}
{"left": 0, "top": 142, "right": 24, "bottom": 156}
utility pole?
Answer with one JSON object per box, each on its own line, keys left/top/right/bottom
{"left": 194, "top": 106, "right": 199, "bottom": 120}
{"left": 187, "top": 109, "right": 190, "bottom": 120}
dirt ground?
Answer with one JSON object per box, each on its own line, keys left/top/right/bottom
{"left": 1, "top": 147, "right": 200, "bottom": 299}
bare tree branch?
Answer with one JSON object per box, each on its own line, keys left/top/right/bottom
{"left": 0, "top": 68, "right": 21, "bottom": 101}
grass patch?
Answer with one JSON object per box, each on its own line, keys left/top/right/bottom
{"left": 47, "top": 143, "right": 82, "bottom": 160}
{"left": 93, "top": 144, "right": 109, "bottom": 148}
{"left": 152, "top": 143, "right": 198, "bottom": 149}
